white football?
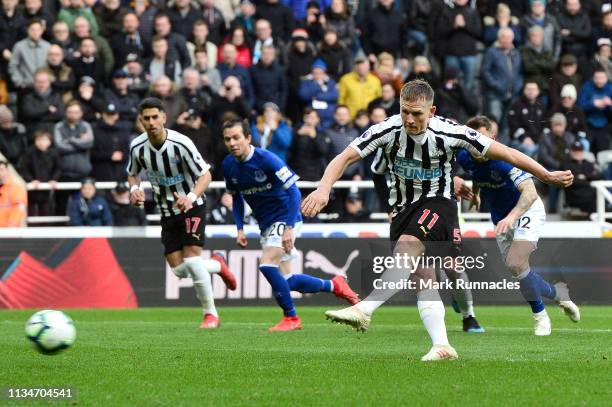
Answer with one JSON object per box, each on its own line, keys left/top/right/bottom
{"left": 25, "top": 310, "right": 76, "bottom": 355}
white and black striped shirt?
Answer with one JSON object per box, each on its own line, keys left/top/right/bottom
{"left": 126, "top": 129, "right": 210, "bottom": 217}
{"left": 351, "top": 115, "right": 492, "bottom": 214}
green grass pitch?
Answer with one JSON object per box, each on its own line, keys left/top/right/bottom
{"left": 1, "top": 306, "right": 611, "bottom": 406}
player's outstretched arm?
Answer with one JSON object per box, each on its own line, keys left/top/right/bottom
{"left": 301, "top": 147, "right": 362, "bottom": 217}
{"left": 495, "top": 179, "right": 538, "bottom": 234}
{"left": 128, "top": 175, "right": 145, "bottom": 207}
{"left": 485, "top": 141, "right": 574, "bottom": 188}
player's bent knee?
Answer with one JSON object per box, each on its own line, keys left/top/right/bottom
{"left": 182, "top": 245, "right": 202, "bottom": 258}
{"left": 260, "top": 246, "right": 283, "bottom": 265}
{"left": 505, "top": 259, "right": 527, "bottom": 277}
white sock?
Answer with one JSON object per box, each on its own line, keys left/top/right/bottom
{"left": 356, "top": 300, "right": 385, "bottom": 315}
{"left": 202, "top": 259, "right": 221, "bottom": 273}
{"left": 184, "top": 256, "right": 218, "bottom": 317}
{"left": 534, "top": 309, "right": 548, "bottom": 317}
{"left": 417, "top": 290, "right": 449, "bottom": 346}
{"left": 171, "top": 262, "right": 189, "bottom": 278}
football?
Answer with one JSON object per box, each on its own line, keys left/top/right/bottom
{"left": 25, "top": 310, "right": 76, "bottom": 355}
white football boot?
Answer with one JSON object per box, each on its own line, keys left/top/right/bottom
{"left": 421, "top": 345, "right": 459, "bottom": 362}
{"left": 554, "top": 282, "right": 581, "bottom": 322}
{"left": 534, "top": 313, "right": 552, "bottom": 336}
{"left": 325, "top": 305, "right": 371, "bottom": 332}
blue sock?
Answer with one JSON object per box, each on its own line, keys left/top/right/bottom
{"left": 259, "top": 264, "right": 296, "bottom": 317}
{"left": 518, "top": 268, "right": 556, "bottom": 313}
{"left": 286, "top": 274, "right": 332, "bottom": 293}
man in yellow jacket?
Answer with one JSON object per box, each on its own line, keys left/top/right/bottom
{"left": 0, "top": 160, "right": 27, "bottom": 227}
{"left": 338, "top": 57, "right": 382, "bottom": 118}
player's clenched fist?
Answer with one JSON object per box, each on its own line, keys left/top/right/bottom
{"left": 301, "top": 188, "right": 329, "bottom": 217}
{"left": 236, "top": 229, "right": 248, "bottom": 248}
{"left": 173, "top": 192, "right": 193, "bottom": 213}
{"left": 545, "top": 170, "right": 574, "bottom": 188}
{"left": 130, "top": 187, "right": 145, "bottom": 207}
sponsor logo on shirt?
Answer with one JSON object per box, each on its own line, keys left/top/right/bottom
{"left": 146, "top": 170, "right": 185, "bottom": 186}
{"left": 393, "top": 157, "right": 442, "bottom": 180}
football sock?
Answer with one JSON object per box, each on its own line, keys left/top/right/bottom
{"left": 260, "top": 264, "right": 297, "bottom": 317}
{"left": 202, "top": 259, "right": 221, "bottom": 273}
{"left": 417, "top": 289, "right": 449, "bottom": 346}
{"left": 356, "top": 261, "right": 413, "bottom": 316}
{"left": 285, "top": 274, "right": 332, "bottom": 293}
{"left": 184, "top": 256, "right": 218, "bottom": 317}
{"left": 171, "top": 262, "right": 189, "bottom": 278}
{"left": 517, "top": 267, "right": 556, "bottom": 314}
{"left": 444, "top": 270, "right": 475, "bottom": 318}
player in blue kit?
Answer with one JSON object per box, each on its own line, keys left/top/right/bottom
{"left": 221, "top": 118, "right": 360, "bottom": 331}
{"left": 458, "top": 116, "right": 580, "bottom": 335}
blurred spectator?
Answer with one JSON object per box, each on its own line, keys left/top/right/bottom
{"left": 538, "top": 113, "right": 576, "bottom": 212}
{"left": 180, "top": 68, "right": 211, "bottom": 119}
{"left": 102, "top": 69, "right": 139, "bottom": 132}
{"left": 251, "top": 102, "right": 292, "bottom": 161}
{"left": 210, "top": 191, "right": 236, "bottom": 225}
{"left": 326, "top": 105, "right": 361, "bottom": 179}
{"left": 199, "top": 0, "right": 227, "bottom": 46}
{"left": 70, "top": 37, "right": 106, "bottom": 84}
{"left": 153, "top": 12, "right": 191, "bottom": 70}
{"left": 405, "top": 55, "right": 439, "bottom": 90}
{"left": 361, "top": 0, "right": 407, "bottom": 63}
{"left": 218, "top": 43, "right": 255, "bottom": 109}
{"left": 316, "top": 28, "right": 352, "bottom": 81}
{"left": 369, "top": 105, "right": 387, "bottom": 125}
{"left": 585, "top": 37, "right": 612, "bottom": 80}
{"left": 561, "top": 141, "right": 600, "bottom": 213}
{"left": 592, "top": 9, "right": 612, "bottom": 52}
{"left": 289, "top": 107, "right": 330, "bottom": 181}
{"left": 405, "top": 0, "right": 434, "bottom": 57}
{"left": 481, "top": 27, "right": 523, "bottom": 141}
{"left": 299, "top": 58, "right": 338, "bottom": 129}
{"left": 50, "top": 21, "right": 77, "bottom": 63}
{"left": 8, "top": 19, "right": 50, "bottom": 90}
{"left": 109, "top": 182, "right": 146, "bottom": 226}
{"left": 483, "top": 2, "right": 523, "bottom": 48}
{"left": 551, "top": 83, "right": 588, "bottom": 140}
{"left": 284, "top": 28, "right": 316, "bottom": 123}
{"left": 338, "top": 57, "right": 381, "bottom": 118}
{"left": 439, "top": 0, "right": 482, "bottom": 91}
{"left": 337, "top": 190, "right": 370, "bottom": 222}
{"left": 372, "top": 52, "right": 403, "bottom": 96}
{"left": 231, "top": 1, "right": 256, "bottom": 38}
{"left": 0, "top": 105, "right": 26, "bottom": 166}
{"left": 110, "top": 12, "right": 147, "bottom": 69}
{"left": 487, "top": 0, "right": 529, "bottom": 18}
{"left": 520, "top": 0, "right": 561, "bottom": 59}
{"left": 549, "top": 54, "right": 583, "bottom": 108}
{"left": 73, "top": 16, "right": 114, "bottom": 76}
{"left": 508, "top": 81, "right": 547, "bottom": 157}
{"left": 0, "top": 0, "right": 27, "bottom": 86}
{"left": 557, "top": 0, "right": 591, "bottom": 59}
{"left": 353, "top": 109, "right": 370, "bottom": 134}
{"left": 324, "top": 0, "right": 356, "bottom": 51}
{"left": 91, "top": 103, "right": 130, "bottom": 182}
{"left": 134, "top": 0, "right": 160, "bottom": 47}
{"left": 193, "top": 47, "right": 222, "bottom": 95}
{"left": 250, "top": 44, "right": 287, "bottom": 112}
{"left": 434, "top": 66, "right": 478, "bottom": 124}
{"left": 93, "top": 0, "right": 129, "bottom": 38}
{"left": 146, "top": 35, "right": 182, "bottom": 84}
{"left": 302, "top": 1, "right": 325, "bottom": 45}
{"left": 167, "top": 0, "right": 200, "bottom": 41}
{"left": 252, "top": 19, "right": 283, "bottom": 65}
{"left": 175, "top": 103, "right": 216, "bottom": 169}
{"left": 75, "top": 76, "right": 105, "bottom": 123}
{"left": 24, "top": 0, "right": 54, "bottom": 39}
{"left": 210, "top": 75, "right": 250, "bottom": 125}
{"left": 17, "top": 129, "right": 60, "bottom": 216}
{"left": 577, "top": 67, "right": 612, "bottom": 154}
{"left": 0, "top": 159, "right": 27, "bottom": 227}
{"left": 125, "top": 53, "right": 150, "bottom": 97}
{"left": 188, "top": 20, "right": 218, "bottom": 69}
{"left": 58, "top": 0, "right": 99, "bottom": 36}
{"left": 368, "top": 83, "right": 399, "bottom": 117}
{"left": 21, "top": 69, "right": 64, "bottom": 134}
{"left": 220, "top": 25, "right": 252, "bottom": 68}
{"left": 68, "top": 177, "right": 113, "bottom": 226}
{"left": 54, "top": 100, "right": 93, "bottom": 182}
{"left": 150, "top": 75, "right": 188, "bottom": 127}
{"left": 255, "top": 0, "right": 294, "bottom": 42}
{"left": 520, "top": 25, "right": 557, "bottom": 97}
{"left": 46, "top": 44, "right": 75, "bottom": 103}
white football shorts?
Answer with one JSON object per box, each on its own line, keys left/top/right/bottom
{"left": 260, "top": 221, "right": 302, "bottom": 262}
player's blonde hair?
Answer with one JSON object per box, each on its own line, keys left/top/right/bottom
{"left": 400, "top": 79, "right": 434, "bottom": 104}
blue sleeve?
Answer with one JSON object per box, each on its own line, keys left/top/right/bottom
{"left": 262, "top": 150, "right": 299, "bottom": 189}
{"left": 285, "top": 183, "right": 301, "bottom": 227}
{"left": 456, "top": 149, "right": 470, "bottom": 168}
{"left": 492, "top": 160, "right": 532, "bottom": 187}
{"left": 232, "top": 192, "right": 245, "bottom": 230}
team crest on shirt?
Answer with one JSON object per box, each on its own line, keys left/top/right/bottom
{"left": 359, "top": 129, "right": 373, "bottom": 141}
{"left": 254, "top": 170, "right": 267, "bottom": 182}
{"left": 465, "top": 129, "right": 479, "bottom": 140}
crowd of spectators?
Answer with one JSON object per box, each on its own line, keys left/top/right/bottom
{"left": 1, "top": 0, "right": 612, "bottom": 226}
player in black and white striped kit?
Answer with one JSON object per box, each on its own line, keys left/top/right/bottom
{"left": 127, "top": 97, "right": 237, "bottom": 329}
{"left": 302, "top": 80, "right": 574, "bottom": 361}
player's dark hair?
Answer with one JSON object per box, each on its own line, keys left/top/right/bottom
{"left": 466, "top": 116, "right": 493, "bottom": 133}
{"left": 222, "top": 118, "right": 251, "bottom": 137}
{"left": 138, "top": 97, "right": 165, "bottom": 114}
{"left": 400, "top": 79, "right": 434, "bottom": 104}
